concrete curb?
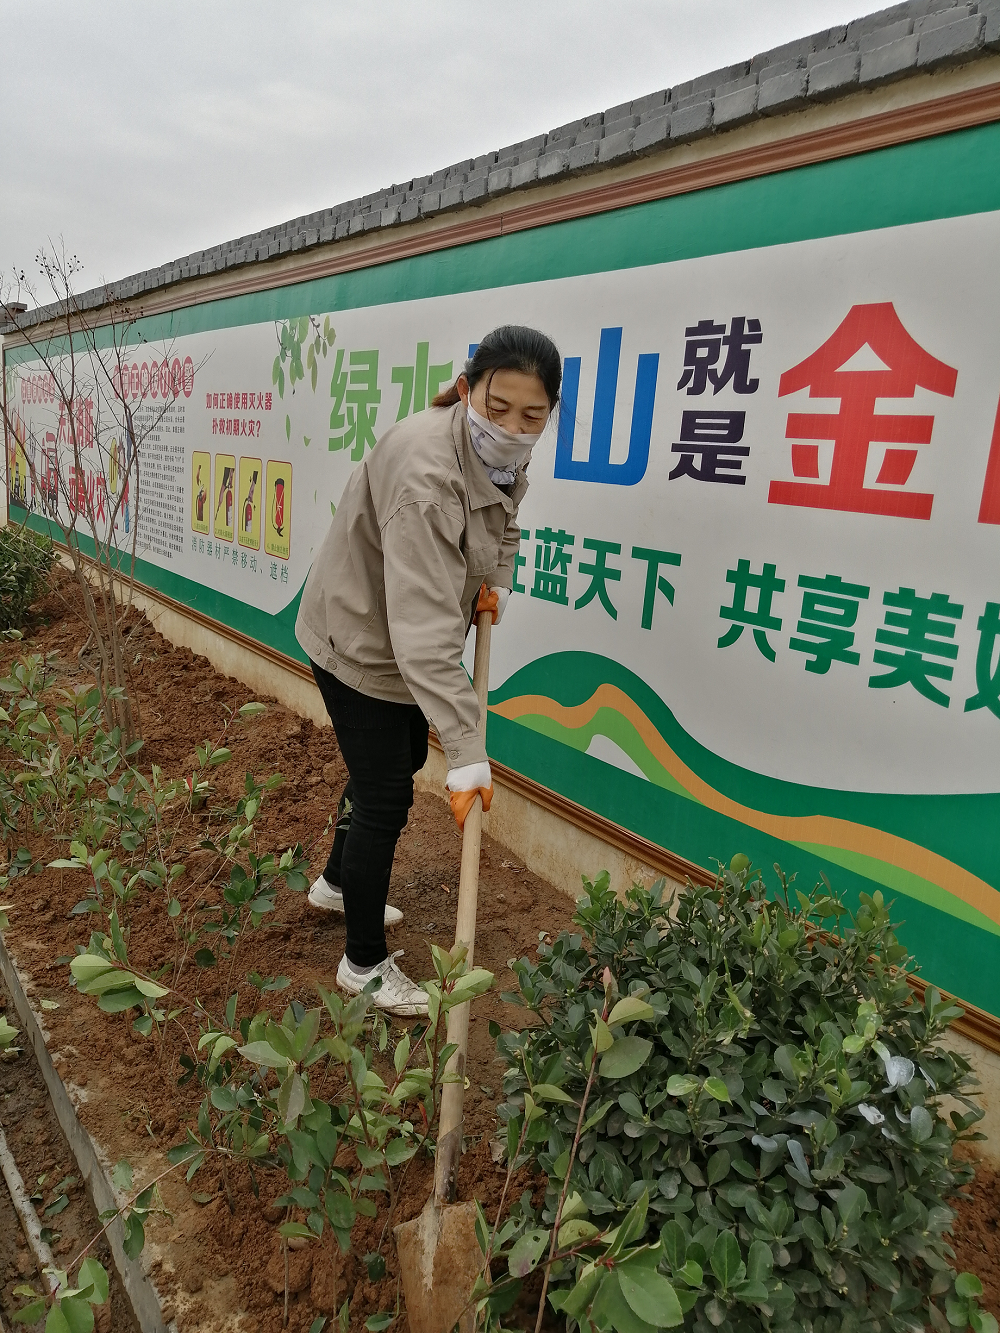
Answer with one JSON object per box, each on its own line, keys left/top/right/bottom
{"left": 0, "top": 936, "right": 173, "bottom": 1333}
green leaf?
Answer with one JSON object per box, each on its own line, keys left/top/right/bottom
{"left": 364, "top": 1317, "right": 394, "bottom": 1332}
{"left": 667, "top": 1075, "right": 699, "bottom": 1098}
{"left": 558, "top": 1219, "right": 601, "bottom": 1248}
{"left": 111, "top": 1160, "right": 133, "bottom": 1192}
{"left": 956, "top": 1273, "right": 984, "bottom": 1299}
{"left": 704, "top": 1077, "right": 731, "bottom": 1103}
{"left": 58, "top": 1295, "right": 94, "bottom": 1333}
{"left": 711, "top": 1231, "right": 743, "bottom": 1289}
{"left": 836, "top": 1182, "right": 868, "bottom": 1227}
{"left": 618, "top": 1265, "right": 684, "bottom": 1329}
{"left": 97, "top": 986, "right": 145, "bottom": 1014}
{"left": 13, "top": 1299, "right": 47, "bottom": 1324}
{"left": 746, "top": 1239, "right": 773, "bottom": 1283}
{"left": 69, "top": 955, "right": 114, "bottom": 984}
{"left": 911, "top": 1105, "right": 933, "bottom": 1143}
{"left": 532, "top": 1083, "right": 575, "bottom": 1104}
{"left": 608, "top": 996, "right": 655, "bottom": 1026}
{"left": 591, "top": 1015, "right": 614, "bottom": 1052}
{"left": 133, "top": 977, "right": 169, "bottom": 999}
{"left": 44, "top": 1308, "right": 72, "bottom": 1333}
{"left": 660, "top": 1219, "right": 687, "bottom": 1271}
{"left": 600, "top": 1036, "right": 653, "bottom": 1079}
{"left": 594, "top": 1271, "right": 657, "bottom": 1333}
{"left": 707, "top": 1149, "right": 731, "bottom": 1184}
{"left": 393, "top": 1032, "right": 410, "bottom": 1076}
{"left": 238, "top": 1040, "right": 291, "bottom": 1069}
{"left": 122, "top": 1212, "right": 145, "bottom": 1260}
{"left": 508, "top": 1227, "right": 550, "bottom": 1278}
{"left": 279, "top": 1222, "right": 314, "bottom": 1239}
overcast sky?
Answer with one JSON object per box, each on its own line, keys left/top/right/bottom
{"left": 3, "top": 1, "right": 888, "bottom": 305}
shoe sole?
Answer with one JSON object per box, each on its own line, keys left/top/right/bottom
{"left": 308, "top": 894, "right": 403, "bottom": 927}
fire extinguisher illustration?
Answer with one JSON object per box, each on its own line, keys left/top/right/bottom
{"left": 243, "top": 470, "right": 257, "bottom": 532}
{"left": 272, "top": 476, "right": 285, "bottom": 537}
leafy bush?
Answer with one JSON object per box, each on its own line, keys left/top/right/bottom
{"left": 490, "top": 863, "right": 992, "bottom": 1333}
{"left": 0, "top": 526, "right": 55, "bottom": 630}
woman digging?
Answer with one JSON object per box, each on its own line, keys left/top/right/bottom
{"left": 295, "top": 324, "right": 562, "bottom": 1016}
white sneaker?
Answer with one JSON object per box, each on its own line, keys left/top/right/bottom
{"left": 336, "top": 951, "right": 428, "bottom": 1017}
{"left": 308, "top": 874, "right": 403, "bottom": 927}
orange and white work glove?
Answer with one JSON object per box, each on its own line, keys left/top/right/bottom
{"left": 446, "top": 761, "right": 493, "bottom": 830}
{"left": 476, "top": 583, "right": 510, "bottom": 626}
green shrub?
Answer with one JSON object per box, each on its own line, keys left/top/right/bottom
{"left": 492, "top": 863, "right": 992, "bottom": 1333}
{"left": 0, "top": 526, "right": 55, "bottom": 630}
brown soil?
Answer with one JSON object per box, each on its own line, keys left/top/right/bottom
{"left": 954, "top": 1159, "right": 1000, "bottom": 1316}
{"left": 0, "top": 971, "right": 133, "bottom": 1331}
{"left": 0, "top": 567, "right": 577, "bottom": 1332}
{"left": 2, "top": 566, "right": 998, "bottom": 1330}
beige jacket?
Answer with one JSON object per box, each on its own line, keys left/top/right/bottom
{"left": 295, "top": 402, "right": 527, "bottom": 768}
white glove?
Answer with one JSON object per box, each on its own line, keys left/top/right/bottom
{"left": 446, "top": 761, "right": 492, "bottom": 792}
{"left": 490, "top": 587, "right": 510, "bottom": 625}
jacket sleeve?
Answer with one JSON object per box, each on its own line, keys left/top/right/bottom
{"left": 493, "top": 501, "right": 524, "bottom": 591}
{"left": 381, "top": 500, "right": 487, "bottom": 768}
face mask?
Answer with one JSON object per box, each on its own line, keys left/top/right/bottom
{"left": 466, "top": 404, "right": 543, "bottom": 485}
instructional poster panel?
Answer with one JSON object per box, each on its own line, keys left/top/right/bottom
{"left": 6, "top": 121, "right": 1000, "bottom": 1014}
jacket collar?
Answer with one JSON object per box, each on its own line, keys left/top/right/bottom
{"left": 451, "top": 403, "right": 519, "bottom": 514}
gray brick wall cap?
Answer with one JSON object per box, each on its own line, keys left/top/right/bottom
{"left": 915, "top": 4, "right": 976, "bottom": 34}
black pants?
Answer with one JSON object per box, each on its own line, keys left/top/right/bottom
{"left": 311, "top": 661, "right": 429, "bottom": 967}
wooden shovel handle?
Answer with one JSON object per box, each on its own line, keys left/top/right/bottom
{"left": 433, "top": 610, "right": 492, "bottom": 1206}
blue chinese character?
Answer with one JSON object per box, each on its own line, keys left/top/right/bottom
{"left": 554, "top": 327, "right": 659, "bottom": 487}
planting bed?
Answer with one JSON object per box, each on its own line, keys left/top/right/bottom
{"left": 1, "top": 565, "right": 999, "bottom": 1330}
{"left": 0, "top": 567, "right": 572, "bottom": 1332}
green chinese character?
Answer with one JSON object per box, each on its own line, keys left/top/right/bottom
{"left": 869, "top": 587, "right": 963, "bottom": 707}
{"left": 789, "top": 573, "right": 870, "bottom": 674}
{"left": 718, "top": 559, "right": 785, "bottom": 661}
{"left": 574, "top": 539, "right": 622, "bottom": 620}
{"left": 531, "top": 527, "right": 574, "bottom": 605}
{"left": 391, "top": 342, "right": 453, "bottom": 420}
{"left": 329, "top": 349, "right": 381, "bottom": 461}
{"left": 632, "top": 546, "right": 681, "bottom": 630}
{"left": 965, "top": 602, "right": 1000, "bottom": 720}
{"left": 512, "top": 528, "right": 530, "bottom": 594}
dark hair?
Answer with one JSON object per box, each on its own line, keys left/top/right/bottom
{"left": 431, "top": 324, "right": 562, "bottom": 410}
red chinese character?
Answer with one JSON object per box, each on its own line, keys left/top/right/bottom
{"left": 75, "top": 396, "right": 94, "bottom": 450}
{"left": 264, "top": 392, "right": 272, "bottom": 411}
{"left": 241, "top": 392, "right": 248, "bottom": 410}
{"left": 977, "top": 394, "right": 1000, "bottom": 524}
{"left": 768, "top": 303, "right": 957, "bottom": 520}
{"left": 206, "top": 392, "right": 212, "bottom": 409}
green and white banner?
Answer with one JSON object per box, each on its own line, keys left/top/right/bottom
{"left": 7, "top": 120, "right": 1000, "bottom": 1014}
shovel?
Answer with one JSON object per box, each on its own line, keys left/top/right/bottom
{"left": 395, "top": 607, "right": 493, "bottom": 1333}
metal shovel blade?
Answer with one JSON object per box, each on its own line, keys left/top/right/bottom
{"left": 395, "top": 1197, "right": 482, "bottom": 1333}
